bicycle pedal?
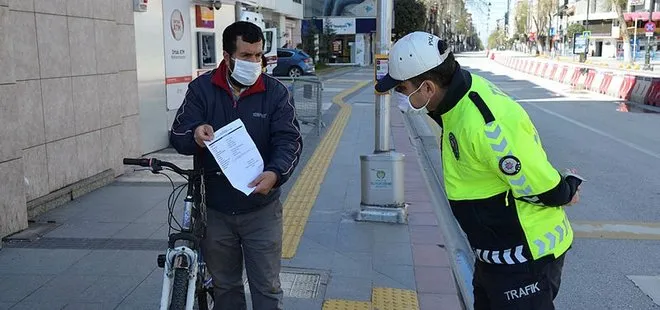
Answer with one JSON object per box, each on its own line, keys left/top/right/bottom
{"left": 157, "top": 254, "right": 166, "bottom": 268}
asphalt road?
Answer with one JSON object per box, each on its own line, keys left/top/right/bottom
{"left": 454, "top": 53, "right": 660, "bottom": 309}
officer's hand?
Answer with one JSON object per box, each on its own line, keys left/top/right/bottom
{"left": 194, "top": 124, "right": 214, "bottom": 148}
{"left": 566, "top": 188, "right": 580, "bottom": 206}
{"left": 248, "top": 171, "right": 278, "bottom": 195}
{"left": 563, "top": 168, "right": 582, "bottom": 207}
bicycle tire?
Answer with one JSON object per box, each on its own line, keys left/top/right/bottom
{"left": 169, "top": 267, "right": 190, "bottom": 310}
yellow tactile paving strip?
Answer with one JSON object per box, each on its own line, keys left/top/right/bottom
{"left": 322, "top": 300, "right": 372, "bottom": 310}
{"left": 323, "top": 287, "right": 420, "bottom": 310}
{"left": 372, "top": 287, "right": 420, "bottom": 310}
{"left": 281, "top": 80, "right": 371, "bottom": 259}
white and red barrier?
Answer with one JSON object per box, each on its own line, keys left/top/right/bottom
{"left": 490, "top": 54, "right": 660, "bottom": 107}
{"left": 607, "top": 74, "right": 624, "bottom": 97}
{"left": 583, "top": 69, "right": 596, "bottom": 90}
{"left": 629, "top": 76, "right": 653, "bottom": 104}
{"left": 590, "top": 71, "right": 604, "bottom": 93}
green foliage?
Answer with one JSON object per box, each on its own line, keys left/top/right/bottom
{"left": 393, "top": 0, "right": 427, "bottom": 40}
{"left": 515, "top": 1, "right": 529, "bottom": 35}
{"left": 566, "top": 23, "right": 585, "bottom": 39}
{"left": 487, "top": 29, "right": 507, "bottom": 49}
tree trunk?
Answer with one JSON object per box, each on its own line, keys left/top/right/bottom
{"left": 615, "top": 8, "right": 632, "bottom": 63}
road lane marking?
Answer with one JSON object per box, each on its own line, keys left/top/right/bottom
{"left": 572, "top": 221, "right": 660, "bottom": 240}
{"left": 628, "top": 276, "right": 660, "bottom": 306}
{"left": 527, "top": 104, "right": 660, "bottom": 160}
{"left": 516, "top": 98, "right": 619, "bottom": 102}
{"left": 281, "top": 80, "right": 370, "bottom": 259}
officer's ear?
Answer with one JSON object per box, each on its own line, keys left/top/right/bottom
{"left": 422, "top": 80, "right": 437, "bottom": 97}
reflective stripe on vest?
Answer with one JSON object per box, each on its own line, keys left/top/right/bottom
{"left": 475, "top": 245, "right": 528, "bottom": 265}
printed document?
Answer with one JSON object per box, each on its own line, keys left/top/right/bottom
{"left": 204, "top": 119, "right": 264, "bottom": 195}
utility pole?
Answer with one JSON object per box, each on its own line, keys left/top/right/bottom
{"left": 358, "top": 0, "right": 406, "bottom": 224}
{"left": 645, "top": 0, "right": 655, "bottom": 70}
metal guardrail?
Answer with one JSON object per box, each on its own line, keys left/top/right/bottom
{"left": 404, "top": 112, "right": 476, "bottom": 310}
{"left": 276, "top": 77, "right": 325, "bottom": 136}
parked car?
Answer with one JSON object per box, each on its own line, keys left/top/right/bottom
{"left": 272, "top": 48, "right": 315, "bottom": 77}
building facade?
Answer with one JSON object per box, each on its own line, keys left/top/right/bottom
{"left": 623, "top": 0, "right": 660, "bottom": 60}
{"left": 568, "top": 0, "right": 620, "bottom": 57}
{"left": 0, "top": 0, "right": 141, "bottom": 239}
{"left": 0, "top": 0, "right": 304, "bottom": 239}
{"left": 303, "top": 0, "right": 378, "bottom": 65}
{"left": 137, "top": 0, "right": 304, "bottom": 156}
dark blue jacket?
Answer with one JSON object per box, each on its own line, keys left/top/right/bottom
{"left": 170, "top": 60, "right": 302, "bottom": 215}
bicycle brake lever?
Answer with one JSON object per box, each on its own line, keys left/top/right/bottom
{"left": 149, "top": 159, "right": 163, "bottom": 173}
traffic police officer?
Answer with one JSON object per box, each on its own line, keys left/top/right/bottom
{"left": 375, "top": 32, "right": 584, "bottom": 310}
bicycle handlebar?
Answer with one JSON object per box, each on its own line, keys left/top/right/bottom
{"left": 123, "top": 158, "right": 150, "bottom": 166}
{"left": 123, "top": 157, "right": 192, "bottom": 177}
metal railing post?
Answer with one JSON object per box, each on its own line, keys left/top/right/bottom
{"left": 316, "top": 81, "right": 322, "bottom": 136}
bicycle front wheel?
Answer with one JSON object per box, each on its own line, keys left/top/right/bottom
{"left": 169, "top": 267, "right": 190, "bottom": 310}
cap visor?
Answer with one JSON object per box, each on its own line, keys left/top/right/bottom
{"left": 375, "top": 74, "right": 401, "bottom": 93}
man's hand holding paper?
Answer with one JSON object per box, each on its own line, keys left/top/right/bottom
{"left": 248, "top": 171, "right": 278, "bottom": 195}
{"left": 203, "top": 119, "right": 265, "bottom": 196}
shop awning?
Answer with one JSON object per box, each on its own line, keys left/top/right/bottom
{"left": 624, "top": 12, "right": 660, "bottom": 21}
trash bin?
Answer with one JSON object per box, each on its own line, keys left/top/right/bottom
{"left": 360, "top": 152, "right": 405, "bottom": 207}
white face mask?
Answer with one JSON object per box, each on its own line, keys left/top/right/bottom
{"left": 230, "top": 58, "right": 262, "bottom": 86}
{"left": 400, "top": 82, "right": 430, "bottom": 114}
{"left": 394, "top": 91, "right": 410, "bottom": 113}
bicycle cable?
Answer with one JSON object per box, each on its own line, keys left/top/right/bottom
{"left": 167, "top": 183, "right": 187, "bottom": 232}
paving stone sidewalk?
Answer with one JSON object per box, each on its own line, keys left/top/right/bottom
{"left": 0, "top": 68, "right": 462, "bottom": 310}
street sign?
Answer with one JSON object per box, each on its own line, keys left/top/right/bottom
{"left": 645, "top": 21, "right": 656, "bottom": 32}
{"left": 374, "top": 54, "right": 389, "bottom": 94}
{"left": 582, "top": 31, "right": 591, "bottom": 38}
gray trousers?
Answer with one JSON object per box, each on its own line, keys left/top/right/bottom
{"left": 201, "top": 200, "right": 284, "bottom": 310}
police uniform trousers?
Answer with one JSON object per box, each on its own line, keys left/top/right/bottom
{"left": 473, "top": 253, "right": 566, "bottom": 310}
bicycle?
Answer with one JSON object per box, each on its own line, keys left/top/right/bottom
{"left": 123, "top": 157, "right": 214, "bottom": 310}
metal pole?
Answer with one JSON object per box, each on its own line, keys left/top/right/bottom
{"left": 375, "top": 0, "right": 392, "bottom": 152}
{"left": 317, "top": 81, "right": 322, "bottom": 136}
{"left": 634, "top": 17, "right": 638, "bottom": 64}
{"left": 645, "top": 0, "right": 654, "bottom": 70}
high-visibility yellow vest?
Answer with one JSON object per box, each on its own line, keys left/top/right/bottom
{"left": 438, "top": 73, "right": 573, "bottom": 263}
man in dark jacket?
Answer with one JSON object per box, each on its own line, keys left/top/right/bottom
{"left": 170, "top": 21, "right": 302, "bottom": 310}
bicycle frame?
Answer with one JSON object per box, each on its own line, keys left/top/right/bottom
{"left": 123, "top": 158, "right": 213, "bottom": 310}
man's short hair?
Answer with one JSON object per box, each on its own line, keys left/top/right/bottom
{"left": 223, "top": 21, "right": 264, "bottom": 55}
{"left": 409, "top": 41, "right": 456, "bottom": 88}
